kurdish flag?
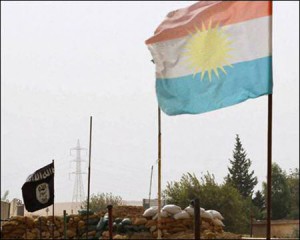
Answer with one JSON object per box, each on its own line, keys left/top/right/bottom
{"left": 145, "top": 1, "right": 273, "bottom": 116}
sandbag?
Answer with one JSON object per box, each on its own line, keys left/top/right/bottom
{"left": 152, "top": 210, "right": 169, "bottom": 220}
{"left": 142, "top": 206, "right": 158, "bottom": 217}
{"left": 212, "top": 218, "right": 225, "bottom": 227}
{"left": 137, "top": 225, "right": 148, "bottom": 232}
{"left": 116, "top": 223, "right": 126, "bottom": 234}
{"left": 78, "top": 209, "right": 94, "bottom": 216}
{"left": 124, "top": 225, "right": 136, "bottom": 233}
{"left": 112, "top": 222, "right": 118, "bottom": 231}
{"left": 86, "top": 217, "right": 100, "bottom": 225}
{"left": 173, "top": 210, "right": 190, "bottom": 220}
{"left": 145, "top": 220, "right": 156, "bottom": 228}
{"left": 133, "top": 217, "right": 147, "bottom": 225}
{"left": 207, "top": 210, "right": 224, "bottom": 220}
{"left": 121, "top": 218, "right": 132, "bottom": 225}
{"left": 185, "top": 206, "right": 206, "bottom": 216}
{"left": 149, "top": 225, "right": 157, "bottom": 233}
{"left": 96, "top": 217, "right": 108, "bottom": 231}
{"left": 184, "top": 206, "right": 194, "bottom": 216}
{"left": 162, "top": 204, "right": 181, "bottom": 215}
{"left": 201, "top": 211, "right": 213, "bottom": 220}
{"left": 87, "top": 225, "right": 97, "bottom": 232}
{"left": 114, "top": 218, "right": 123, "bottom": 224}
{"left": 95, "top": 231, "right": 102, "bottom": 239}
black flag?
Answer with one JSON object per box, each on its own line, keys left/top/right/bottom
{"left": 22, "top": 162, "right": 54, "bottom": 212}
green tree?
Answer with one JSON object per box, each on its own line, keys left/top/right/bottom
{"left": 252, "top": 190, "right": 265, "bottom": 211}
{"left": 226, "top": 134, "right": 258, "bottom": 198}
{"left": 164, "top": 172, "right": 251, "bottom": 234}
{"left": 81, "top": 192, "right": 123, "bottom": 213}
{"left": 263, "top": 163, "right": 291, "bottom": 220}
{"left": 199, "top": 175, "right": 251, "bottom": 234}
{"left": 286, "top": 168, "right": 299, "bottom": 219}
{"left": 252, "top": 190, "right": 265, "bottom": 219}
{"left": 164, "top": 172, "right": 201, "bottom": 207}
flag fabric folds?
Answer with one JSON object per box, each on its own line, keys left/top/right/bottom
{"left": 22, "top": 162, "right": 54, "bottom": 212}
{"left": 146, "top": 1, "right": 273, "bottom": 116}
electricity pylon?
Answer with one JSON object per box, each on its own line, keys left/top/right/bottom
{"left": 70, "top": 139, "right": 86, "bottom": 210}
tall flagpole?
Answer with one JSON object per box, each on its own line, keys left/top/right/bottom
{"left": 86, "top": 116, "right": 93, "bottom": 239}
{"left": 266, "top": 94, "right": 273, "bottom": 239}
{"left": 148, "top": 165, "right": 154, "bottom": 207}
{"left": 157, "top": 107, "right": 162, "bottom": 239}
{"left": 52, "top": 159, "right": 55, "bottom": 240}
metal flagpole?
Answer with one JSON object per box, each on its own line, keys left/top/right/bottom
{"left": 193, "top": 198, "right": 200, "bottom": 239}
{"left": 157, "top": 107, "right": 162, "bottom": 239}
{"left": 149, "top": 165, "right": 154, "bottom": 208}
{"left": 63, "top": 210, "right": 67, "bottom": 239}
{"left": 266, "top": 94, "right": 273, "bottom": 239}
{"left": 86, "top": 116, "right": 93, "bottom": 239}
{"left": 52, "top": 159, "right": 55, "bottom": 240}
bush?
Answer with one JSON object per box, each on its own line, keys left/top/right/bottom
{"left": 164, "top": 172, "right": 251, "bottom": 234}
{"left": 81, "top": 192, "right": 123, "bottom": 213}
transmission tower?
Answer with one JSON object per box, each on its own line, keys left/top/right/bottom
{"left": 70, "top": 139, "right": 87, "bottom": 209}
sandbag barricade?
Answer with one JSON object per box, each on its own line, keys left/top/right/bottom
{"left": 1, "top": 205, "right": 228, "bottom": 239}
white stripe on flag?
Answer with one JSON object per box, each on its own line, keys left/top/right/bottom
{"left": 148, "top": 16, "right": 271, "bottom": 79}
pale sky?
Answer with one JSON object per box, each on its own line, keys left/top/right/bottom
{"left": 1, "top": 1, "right": 299, "bottom": 204}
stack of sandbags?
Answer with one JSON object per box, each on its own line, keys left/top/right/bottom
{"left": 1, "top": 205, "right": 225, "bottom": 239}
{"left": 79, "top": 214, "right": 102, "bottom": 239}
{"left": 166, "top": 229, "right": 241, "bottom": 239}
{"left": 206, "top": 209, "right": 225, "bottom": 233}
{"left": 112, "top": 206, "right": 144, "bottom": 219}
{"left": 65, "top": 214, "right": 82, "bottom": 238}
{"left": 147, "top": 204, "right": 184, "bottom": 221}
{"left": 162, "top": 205, "right": 182, "bottom": 216}
{"left": 1, "top": 213, "right": 106, "bottom": 239}
{"left": 142, "top": 206, "right": 158, "bottom": 218}
{"left": 142, "top": 205, "right": 190, "bottom": 237}
{"left": 64, "top": 213, "right": 98, "bottom": 239}
{"left": 184, "top": 206, "right": 225, "bottom": 233}
{"left": 1, "top": 216, "right": 29, "bottom": 239}
{"left": 1, "top": 215, "right": 66, "bottom": 239}
{"left": 100, "top": 216, "right": 151, "bottom": 239}
{"left": 142, "top": 204, "right": 226, "bottom": 238}
{"left": 184, "top": 206, "right": 225, "bottom": 224}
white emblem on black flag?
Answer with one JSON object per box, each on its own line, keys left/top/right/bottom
{"left": 22, "top": 162, "right": 54, "bottom": 212}
{"left": 36, "top": 183, "right": 50, "bottom": 204}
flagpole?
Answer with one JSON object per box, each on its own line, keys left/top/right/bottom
{"left": 157, "top": 107, "right": 162, "bottom": 239}
{"left": 52, "top": 159, "right": 55, "bottom": 240}
{"left": 148, "top": 165, "right": 153, "bottom": 208}
{"left": 86, "top": 116, "right": 93, "bottom": 239}
{"left": 266, "top": 94, "right": 273, "bottom": 239}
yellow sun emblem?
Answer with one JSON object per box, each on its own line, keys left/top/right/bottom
{"left": 183, "top": 20, "right": 233, "bottom": 81}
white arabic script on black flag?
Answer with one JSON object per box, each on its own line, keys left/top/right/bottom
{"left": 22, "top": 162, "right": 54, "bottom": 212}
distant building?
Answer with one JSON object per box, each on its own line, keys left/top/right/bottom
{"left": 252, "top": 219, "right": 299, "bottom": 238}
{"left": 142, "top": 198, "right": 166, "bottom": 209}
{"left": 122, "top": 200, "right": 143, "bottom": 206}
{"left": 1, "top": 198, "right": 24, "bottom": 228}
{"left": 9, "top": 198, "right": 24, "bottom": 217}
{"left": 1, "top": 201, "right": 10, "bottom": 228}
